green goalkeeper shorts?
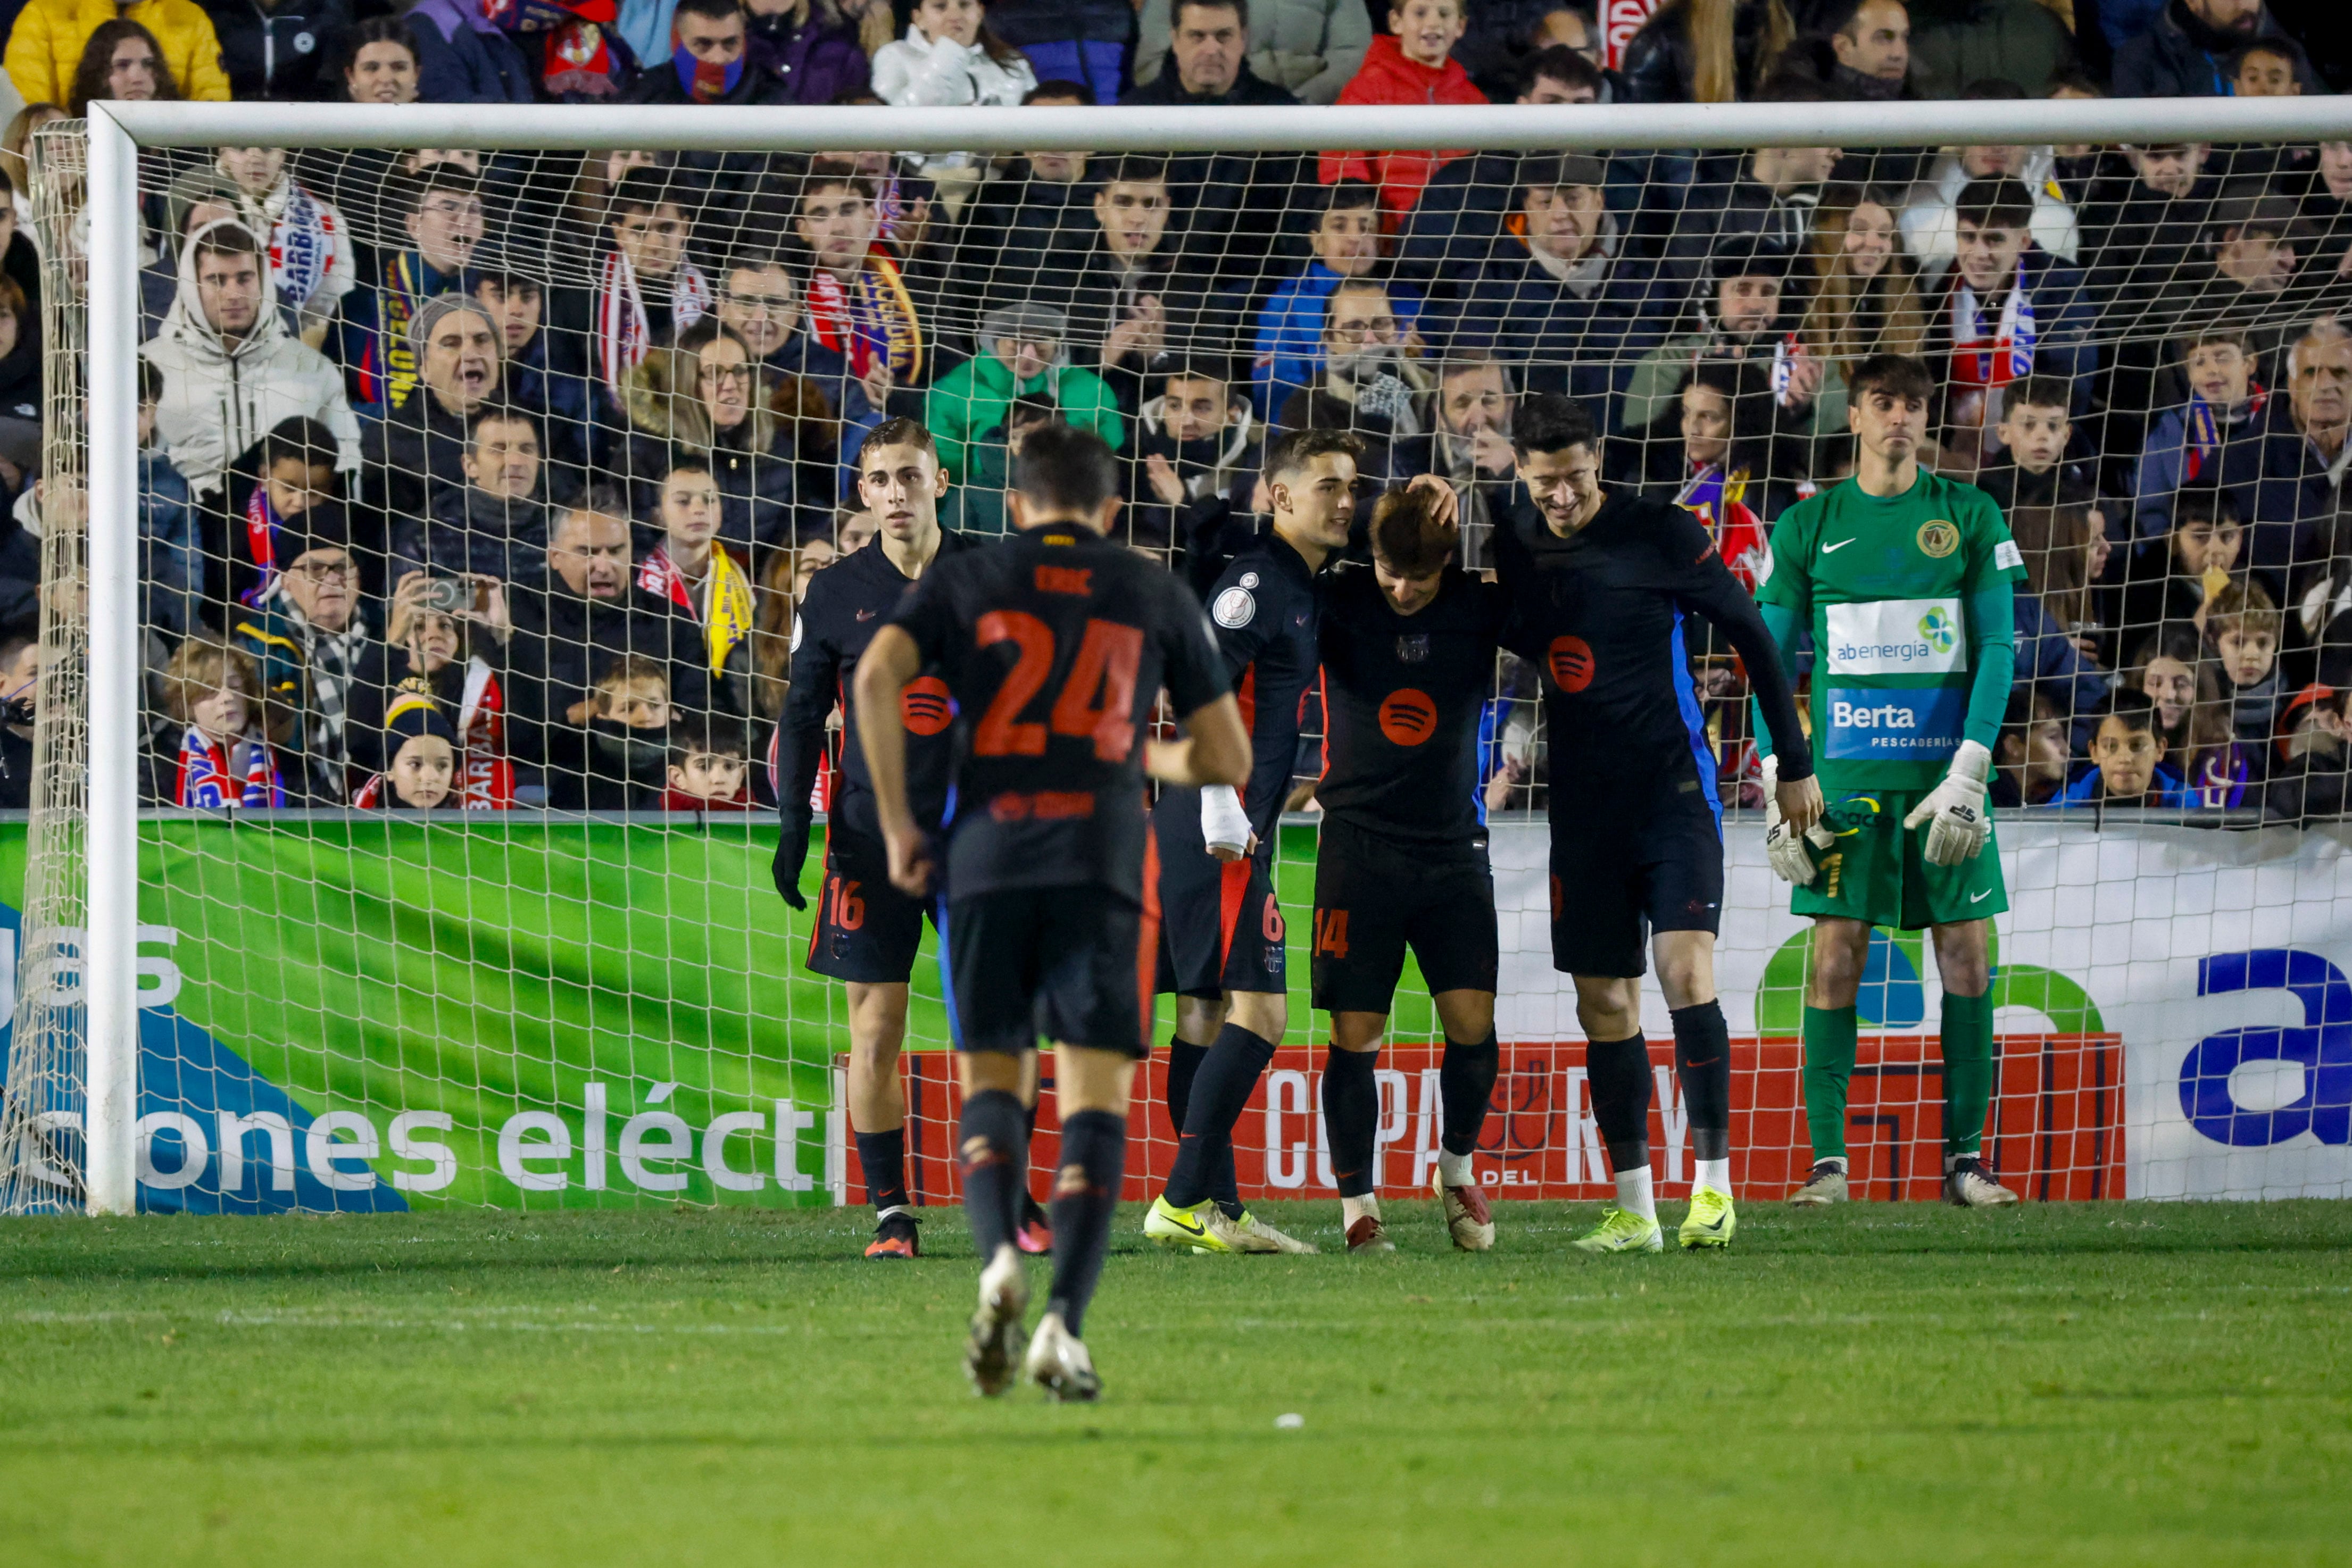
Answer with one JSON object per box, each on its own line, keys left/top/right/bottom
{"left": 1790, "top": 788, "right": 2007, "bottom": 931}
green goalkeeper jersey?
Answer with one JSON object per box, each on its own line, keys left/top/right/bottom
{"left": 1757, "top": 470, "right": 2026, "bottom": 792}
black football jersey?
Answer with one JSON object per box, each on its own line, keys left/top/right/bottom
{"left": 775, "top": 532, "right": 984, "bottom": 839}
{"left": 1317, "top": 561, "right": 1507, "bottom": 852}
{"left": 890, "top": 523, "right": 1229, "bottom": 899}
{"left": 1492, "top": 490, "right": 1811, "bottom": 791}
{"left": 1166, "top": 529, "right": 1327, "bottom": 845}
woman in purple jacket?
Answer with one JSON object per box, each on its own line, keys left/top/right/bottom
{"left": 744, "top": 0, "right": 871, "bottom": 103}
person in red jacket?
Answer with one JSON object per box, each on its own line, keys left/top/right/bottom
{"left": 1320, "top": 0, "right": 1490, "bottom": 226}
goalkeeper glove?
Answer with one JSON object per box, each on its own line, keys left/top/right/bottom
{"left": 1902, "top": 739, "right": 1994, "bottom": 868}
{"left": 771, "top": 816, "right": 810, "bottom": 910}
{"left": 1200, "top": 783, "right": 1252, "bottom": 857}
{"left": 1761, "top": 754, "right": 1833, "bottom": 886}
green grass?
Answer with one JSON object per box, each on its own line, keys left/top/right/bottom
{"left": 3, "top": 1201, "right": 2348, "bottom": 1566}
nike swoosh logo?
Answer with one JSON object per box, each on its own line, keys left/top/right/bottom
{"left": 1821, "top": 539, "right": 1855, "bottom": 553}
{"left": 1162, "top": 1212, "right": 1206, "bottom": 1237}
{"left": 1691, "top": 1216, "right": 1727, "bottom": 1231}
{"left": 855, "top": 609, "right": 877, "bottom": 621}
{"left": 1969, "top": 889, "right": 1991, "bottom": 903}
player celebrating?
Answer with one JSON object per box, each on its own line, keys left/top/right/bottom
{"left": 1494, "top": 395, "right": 1817, "bottom": 1254}
{"left": 1312, "top": 482, "right": 1507, "bottom": 1253}
{"left": 1754, "top": 354, "right": 2025, "bottom": 1209}
{"left": 1141, "top": 429, "right": 1372, "bottom": 1258}
{"left": 772, "top": 420, "right": 1049, "bottom": 1260}
{"left": 853, "top": 424, "right": 1249, "bottom": 1402}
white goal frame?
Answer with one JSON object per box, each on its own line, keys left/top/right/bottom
{"left": 61, "top": 93, "right": 2352, "bottom": 1214}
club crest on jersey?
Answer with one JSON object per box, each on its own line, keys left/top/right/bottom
{"left": 1212, "top": 587, "right": 1256, "bottom": 629}
{"left": 1916, "top": 519, "right": 1959, "bottom": 558}
{"left": 1395, "top": 633, "right": 1429, "bottom": 663}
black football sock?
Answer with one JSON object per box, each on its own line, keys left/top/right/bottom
{"left": 1586, "top": 1032, "right": 1655, "bottom": 1176}
{"left": 1046, "top": 1109, "right": 1127, "bottom": 1337}
{"left": 1019, "top": 1098, "right": 1049, "bottom": 1228}
{"left": 853, "top": 1127, "right": 911, "bottom": 1220}
{"left": 957, "top": 1089, "right": 1028, "bottom": 1259}
{"left": 1669, "top": 1001, "right": 1733, "bottom": 1162}
{"left": 1164, "top": 1023, "right": 1276, "bottom": 1208}
{"left": 1321, "top": 1046, "right": 1380, "bottom": 1198}
{"left": 1165, "top": 1036, "right": 1207, "bottom": 1132}
{"left": 1439, "top": 1031, "right": 1500, "bottom": 1158}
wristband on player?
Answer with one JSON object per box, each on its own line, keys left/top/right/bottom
{"left": 1200, "top": 785, "right": 1252, "bottom": 856}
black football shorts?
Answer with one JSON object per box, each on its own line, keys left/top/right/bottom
{"left": 941, "top": 886, "right": 1151, "bottom": 1058}
{"left": 1310, "top": 817, "right": 1498, "bottom": 1013}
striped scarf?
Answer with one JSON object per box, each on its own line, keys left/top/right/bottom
{"left": 638, "top": 542, "right": 755, "bottom": 677}
{"left": 1949, "top": 258, "right": 2036, "bottom": 388}
{"left": 804, "top": 247, "right": 923, "bottom": 382}
{"left": 175, "top": 727, "right": 284, "bottom": 808}
{"left": 596, "top": 247, "right": 711, "bottom": 394}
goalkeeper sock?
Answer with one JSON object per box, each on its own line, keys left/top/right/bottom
{"left": 1941, "top": 988, "right": 1996, "bottom": 1158}
{"left": 1046, "top": 1110, "right": 1125, "bottom": 1338}
{"left": 1586, "top": 1033, "right": 1653, "bottom": 1190}
{"left": 1802, "top": 1004, "right": 1859, "bottom": 1162}
{"left": 1164, "top": 1023, "right": 1275, "bottom": 1210}
{"left": 956, "top": 1089, "right": 1028, "bottom": 1260}
{"left": 1669, "top": 1000, "right": 1732, "bottom": 1164}
{"left": 1439, "top": 1031, "right": 1500, "bottom": 1158}
{"left": 1321, "top": 1046, "right": 1379, "bottom": 1199}
{"left": 1615, "top": 1165, "right": 1657, "bottom": 1223}
{"left": 1168, "top": 1035, "right": 1244, "bottom": 1220}
{"left": 853, "top": 1128, "right": 911, "bottom": 1216}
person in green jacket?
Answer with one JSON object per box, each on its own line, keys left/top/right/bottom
{"left": 923, "top": 302, "right": 1124, "bottom": 492}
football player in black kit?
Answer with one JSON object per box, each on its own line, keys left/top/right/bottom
{"left": 854, "top": 425, "right": 1249, "bottom": 1402}
{"left": 1313, "top": 482, "right": 1507, "bottom": 1255}
{"left": 1493, "top": 395, "right": 1821, "bottom": 1254}
{"left": 772, "top": 420, "right": 1049, "bottom": 1261}
{"left": 1143, "top": 428, "right": 1394, "bottom": 1258}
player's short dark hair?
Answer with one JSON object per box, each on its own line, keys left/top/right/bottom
{"left": 261, "top": 416, "right": 343, "bottom": 471}
{"left": 1368, "top": 487, "right": 1456, "bottom": 578}
{"left": 1955, "top": 176, "right": 2036, "bottom": 231}
{"left": 672, "top": 0, "right": 741, "bottom": 24}
{"left": 1013, "top": 423, "right": 1120, "bottom": 513}
{"left": 1510, "top": 394, "right": 1598, "bottom": 458}
{"left": 858, "top": 418, "right": 937, "bottom": 469}
{"left": 1520, "top": 44, "right": 1602, "bottom": 97}
{"left": 1263, "top": 428, "right": 1365, "bottom": 481}
{"left": 2102, "top": 688, "right": 2159, "bottom": 736}
{"left": 1101, "top": 154, "right": 1169, "bottom": 189}
{"left": 2002, "top": 376, "right": 2074, "bottom": 415}
{"left": 2171, "top": 485, "right": 2239, "bottom": 529}
{"left": 1848, "top": 353, "right": 1934, "bottom": 405}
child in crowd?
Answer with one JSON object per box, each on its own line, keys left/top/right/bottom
{"left": 1992, "top": 688, "right": 2071, "bottom": 807}
{"left": 2052, "top": 691, "right": 2194, "bottom": 807}
{"left": 2266, "top": 682, "right": 2352, "bottom": 820}
{"left": 2207, "top": 579, "right": 2284, "bottom": 752}
{"left": 639, "top": 455, "right": 755, "bottom": 706}
{"left": 659, "top": 713, "right": 755, "bottom": 811}
{"left": 2135, "top": 628, "right": 2253, "bottom": 805}
{"left": 2120, "top": 487, "right": 2244, "bottom": 636}
{"left": 582, "top": 653, "right": 673, "bottom": 809}
{"left": 1976, "top": 374, "right": 2097, "bottom": 512}
{"left": 2133, "top": 328, "right": 2266, "bottom": 540}
{"left": 352, "top": 694, "right": 459, "bottom": 810}
{"left": 161, "top": 638, "right": 284, "bottom": 808}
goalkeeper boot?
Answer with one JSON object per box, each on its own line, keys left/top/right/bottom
{"left": 1678, "top": 1186, "right": 1737, "bottom": 1250}
{"left": 1024, "top": 1312, "right": 1100, "bottom": 1404}
{"left": 1234, "top": 1210, "right": 1319, "bottom": 1254}
{"left": 1344, "top": 1214, "right": 1394, "bottom": 1253}
{"left": 1016, "top": 1193, "right": 1053, "bottom": 1256}
{"left": 864, "top": 1206, "right": 920, "bottom": 1260}
{"left": 1571, "top": 1207, "right": 1664, "bottom": 1255}
{"left": 965, "top": 1243, "right": 1029, "bottom": 1398}
{"left": 1143, "top": 1194, "right": 1245, "bottom": 1254}
{"left": 1944, "top": 1156, "right": 2020, "bottom": 1208}
{"left": 1788, "top": 1161, "right": 1849, "bottom": 1207}
{"left": 1433, "top": 1166, "right": 1496, "bottom": 1252}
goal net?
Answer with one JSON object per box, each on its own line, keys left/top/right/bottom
{"left": 6, "top": 96, "right": 2350, "bottom": 1216}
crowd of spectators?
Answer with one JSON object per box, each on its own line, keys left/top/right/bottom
{"left": 0, "top": 0, "right": 2345, "bottom": 820}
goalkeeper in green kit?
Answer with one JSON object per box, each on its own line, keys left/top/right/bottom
{"left": 1752, "top": 354, "right": 2025, "bottom": 1208}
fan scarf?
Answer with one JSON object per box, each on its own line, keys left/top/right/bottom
{"left": 259, "top": 178, "right": 340, "bottom": 314}
{"left": 1674, "top": 461, "right": 1769, "bottom": 591}
{"left": 1949, "top": 258, "right": 2037, "bottom": 388}
{"left": 242, "top": 484, "right": 282, "bottom": 603}
{"left": 2184, "top": 382, "right": 2267, "bottom": 482}
{"left": 804, "top": 246, "right": 923, "bottom": 383}
{"left": 176, "top": 727, "right": 285, "bottom": 808}
{"left": 457, "top": 657, "right": 514, "bottom": 808}
{"left": 671, "top": 39, "right": 744, "bottom": 101}
{"left": 356, "top": 251, "right": 434, "bottom": 410}
{"left": 596, "top": 247, "right": 712, "bottom": 394}
{"left": 638, "top": 543, "right": 754, "bottom": 677}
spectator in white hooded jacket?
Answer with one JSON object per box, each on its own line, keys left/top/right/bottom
{"left": 140, "top": 218, "right": 362, "bottom": 505}
{"left": 870, "top": 0, "right": 1038, "bottom": 177}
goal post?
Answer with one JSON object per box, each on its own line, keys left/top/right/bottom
{"left": 18, "top": 94, "right": 2352, "bottom": 1215}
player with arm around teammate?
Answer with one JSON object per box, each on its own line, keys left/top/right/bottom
{"left": 1753, "top": 354, "right": 2026, "bottom": 1210}
{"left": 1313, "top": 482, "right": 1509, "bottom": 1253}
{"left": 771, "top": 420, "right": 1051, "bottom": 1260}
{"left": 1492, "top": 394, "right": 1819, "bottom": 1254}
{"left": 854, "top": 424, "right": 1251, "bottom": 1402}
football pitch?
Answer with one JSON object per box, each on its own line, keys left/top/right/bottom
{"left": 4, "top": 1200, "right": 2347, "bottom": 1566}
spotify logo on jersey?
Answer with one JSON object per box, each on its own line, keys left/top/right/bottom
{"left": 901, "top": 677, "right": 954, "bottom": 736}
{"left": 1546, "top": 635, "right": 1594, "bottom": 693}
{"left": 1378, "top": 688, "right": 1437, "bottom": 746}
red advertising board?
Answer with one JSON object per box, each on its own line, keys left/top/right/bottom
{"left": 854, "top": 1033, "right": 2124, "bottom": 1209}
